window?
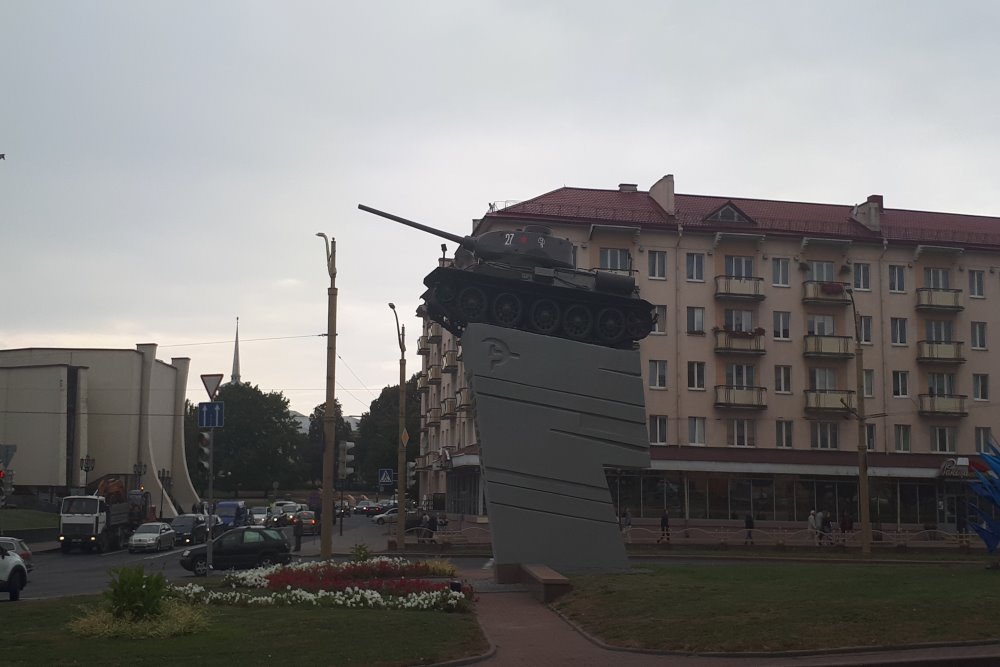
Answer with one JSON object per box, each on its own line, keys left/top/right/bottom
{"left": 600, "top": 248, "right": 631, "bottom": 272}
{"left": 807, "top": 314, "right": 834, "bottom": 336}
{"left": 811, "top": 422, "right": 839, "bottom": 449}
{"left": 688, "top": 417, "right": 706, "bottom": 446}
{"left": 648, "top": 360, "right": 668, "bottom": 389}
{"left": 863, "top": 369, "right": 875, "bottom": 398}
{"left": 925, "top": 319, "right": 953, "bottom": 343}
{"left": 974, "top": 374, "right": 989, "bottom": 400}
{"left": 859, "top": 316, "right": 873, "bottom": 343}
{"left": 686, "top": 307, "right": 705, "bottom": 334}
{"left": 853, "top": 262, "right": 871, "bottom": 290}
{"left": 889, "top": 265, "right": 906, "bottom": 292}
{"left": 927, "top": 373, "right": 955, "bottom": 396}
{"left": 930, "top": 426, "right": 957, "bottom": 453}
{"left": 773, "top": 311, "right": 791, "bottom": 340}
{"left": 686, "top": 253, "right": 704, "bottom": 281}
{"left": 971, "top": 322, "right": 987, "bottom": 349}
{"left": 776, "top": 420, "right": 793, "bottom": 448}
{"left": 976, "top": 426, "right": 993, "bottom": 453}
{"left": 924, "top": 267, "right": 950, "bottom": 289}
{"left": 649, "top": 415, "right": 668, "bottom": 445}
{"left": 970, "top": 269, "right": 985, "bottom": 298}
{"left": 807, "top": 260, "right": 835, "bottom": 282}
{"left": 724, "top": 309, "right": 753, "bottom": 331}
{"left": 687, "top": 361, "right": 706, "bottom": 390}
{"left": 724, "top": 255, "right": 754, "bottom": 278}
{"left": 892, "top": 371, "right": 909, "bottom": 397}
{"left": 652, "top": 305, "right": 667, "bottom": 334}
{"left": 772, "top": 258, "right": 790, "bottom": 287}
{"left": 810, "top": 367, "right": 836, "bottom": 390}
{"left": 890, "top": 318, "right": 907, "bottom": 345}
{"left": 865, "top": 423, "right": 876, "bottom": 451}
{"left": 726, "top": 363, "right": 756, "bottom": 388}
{"left": 774, "top": 365, "right": 792, "bottom": 393}
{"left": 648, "top": 250, "right": 667, "bottom": 279}
{"left": 728, "top": 419, "right": 756, "bottom": 447}
{"left": 894, "top": 425, "right": 911, "bottom": 452}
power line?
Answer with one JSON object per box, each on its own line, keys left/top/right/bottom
{"left": 160, "top": 334, "right": 324, "bottom": 348}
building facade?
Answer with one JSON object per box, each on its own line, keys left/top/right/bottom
{"left": 416, "top": 176, "right": 1000, "bottom": 532}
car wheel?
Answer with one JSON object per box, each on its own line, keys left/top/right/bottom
{"left": 193, "top": 557, "right": 208, "bottom": 576}
{"left": 8, "top": 570, "right": 24, "bottom": 601}
{"left": 377, "top": 518, "right": 385, "bottom": 525}
{"left": 258, "top": 554, "right": 275, "bottom": 568}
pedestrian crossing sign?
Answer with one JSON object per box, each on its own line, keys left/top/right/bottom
{"left": 378, "top": 468, "right": 394, "bottom": 485}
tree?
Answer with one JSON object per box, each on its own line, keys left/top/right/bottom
{"left": 355, "top": 374, "right": 421, "bottom": 492}
{"left": 304, "top": 399, "right": 352, "bottom": 487}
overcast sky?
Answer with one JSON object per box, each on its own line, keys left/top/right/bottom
{"left": 3, "top": 1, "right": 1000, "bottom": 418}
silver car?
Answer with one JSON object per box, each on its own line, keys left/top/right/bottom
{"left": 128, "top": 522, "right": 176, "bottom": 553}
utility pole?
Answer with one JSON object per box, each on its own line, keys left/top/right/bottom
{"left": 390, "top": 303, "right": 407, "bottom": 552}
{"left": 849, "top": 289, "right": 872, "bottom": 556}
{"left": 317, "top": 233, "right": 338, "bottom": 560}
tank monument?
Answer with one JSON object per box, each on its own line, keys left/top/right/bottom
{"left": 359, "top": 204, "right": 654, "bottom": 577}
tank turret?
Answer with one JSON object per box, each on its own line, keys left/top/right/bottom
{"left": 359, "top": 204, "right": 655, "bottom": 348}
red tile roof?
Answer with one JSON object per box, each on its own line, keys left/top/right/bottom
{"left": 487, "top": 186, "right": 1000, "bottom": 249}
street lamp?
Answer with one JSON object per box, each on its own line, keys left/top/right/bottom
{"left": 133, "top": 462, "right": 147, "bottom": 490}
{"left": 317, "top": 232, "right": 338, "bottom": 560}
{"left": 80, "top": 455, "right": 95, "bottom": 491}
{"left": 847, "top": 288, "right": 872, "bottom": 556}
{"left": 157, "top": 468, "right": 172, "bottom": 520}
{"left": 389, "top": 302, "right": 407, "bottom": 552}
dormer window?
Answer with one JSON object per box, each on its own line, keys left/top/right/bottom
{"left": 708, "top": 205, "right": 750, "bottom": 223}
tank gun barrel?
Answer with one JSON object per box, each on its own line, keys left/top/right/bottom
{"left": 358, "top": 204, "right": 468, "bottom": 248}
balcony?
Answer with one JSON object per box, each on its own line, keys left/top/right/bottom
{"left": 713, "top": 328, "right": 766, "bottom": 355}
{"left": 417, "top": 335, "right": 430, "bottom": 355}
{"left": 714, "top": 275, "right": 765, "bottom": 301}
{"left": 443, "top": 349, "right": 458, "bottom": 374}
{"left": 713, "top": 385, "right": 767, "bottom": 410}
{"left": 457, "top": 386, "right": 472, "bottom": 411}
{"left": 802, "top": 335, "right": 854, "bottom": 359}
{"left": 428, "top": 323, "right": 443, "bottom": 343}
{"left": 417, "top": 373, "right": 428, "bottom": 393}
{"left": 804, "top": 389, "right": 855, "bottom": 414}
{"left": 916, "top": 288, "right": 963, "bottom": 312}
{"left": 916, "top": 340, "right": 965, "bottom": 364}
{"left": 427, "top": 407, "right": 441, "bottom": 426}
{"left": 441, "top": 397, "right": 457, "bottom": 419}
{"left": 801, "top": 281, "right": 851, "bottom": 306}
{"left": 427, "top": 365, "right": 442, "bottom": 385}
{"left": 918, "top": 393, "right": 968, "bottom": 417}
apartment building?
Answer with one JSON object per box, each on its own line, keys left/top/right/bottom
{"left": 417, "top": 176, "right": 999, "bottom": 532}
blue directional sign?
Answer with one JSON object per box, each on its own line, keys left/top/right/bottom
{"left": 198, "top": 401, "right": 225, "bottom": 429}
{"left": 378, "top": 468, "right": 394, "bottom": 485}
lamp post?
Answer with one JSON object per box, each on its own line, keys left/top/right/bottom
{"left": 157, "top": 468, "right": 171, "bottom": 520}
{"left": 847, "top": 288, "right": 872, "bottom": 556}
{"left": 80, "top": 454, "right": 96, "bottom": 492}
{"left": 132, "top": 463, "right": 147, "bottom": 491}
{"left": 316, "top": 232, "right": 338, "bottom": 560}
{"left": 389, "top": 302, "right": 407, "bottom": 552}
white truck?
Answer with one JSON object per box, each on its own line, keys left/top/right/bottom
{"left": 59, "top": 479, "right": 149, "bottom": 552}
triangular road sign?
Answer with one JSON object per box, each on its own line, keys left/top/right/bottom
{"left": 201, "top": 374, "right": 224, "bottom": 400}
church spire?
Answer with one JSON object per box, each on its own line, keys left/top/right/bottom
{"left": 231, "top": 317, "right": 241, "bottom": 384}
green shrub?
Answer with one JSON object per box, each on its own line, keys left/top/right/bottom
{"left": 104, "top": 565, "right": 168, "bottom": 620}
{"left": 349, "top": 543, "right": 372, "bottom": 562}
{"left": 69, "top": 598, "right": 209, "bottom": 638}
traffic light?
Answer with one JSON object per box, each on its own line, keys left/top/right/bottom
{"left": 0, "top": 468, "right": 13, "bottom": 499}
{"left": 406, "top": 461, "right": 416, "bottom": 488}
{"left": 198, "top": 432, "right": 211, "bottom": 470}
{"left": 341, "top": 441, "right": 355, "bottom": 479}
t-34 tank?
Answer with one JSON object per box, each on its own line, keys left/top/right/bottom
{"left": 358, "top": 204, "right": 656, "bottom": 349}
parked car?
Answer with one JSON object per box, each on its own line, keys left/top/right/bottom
{"left": 371, "top": 507, "right": 418, "bottom": 525}
{"left": 250, "top": 505, "right": 270, "bottom": 526}
{"left": 0, "top": 537, "right": 33, "bottom": 572}
{"left": 128, "top": 522, "right": 176, "bottom": 553}
{"left": 0, "top": 543, "right": 28, "bottom": 601}
{"left": 179, "top": 526, "right": 291, "bottom": 576}
{"left": 293, "top": 510, "right": 319, "bottom": 535}
{"left": 170, "top": 514, "right": 208, "bottom": 546}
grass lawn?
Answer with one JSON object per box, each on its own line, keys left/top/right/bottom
{"left": 555, "top": 562, "right": 1000, "bottom": 653}
{"left": 5, "top": 595, "right": 488, "bottom": 667}
{"left": 0, "top": 509, "right": 59, "bottom": 530}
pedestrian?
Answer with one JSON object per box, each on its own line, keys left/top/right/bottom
{"left": 744, "top": 513, "right": 755, "bottom": 545}
{"left": 840, "top": 511, "right": 853, "bottom": 535}
{"left": 419, "top": 511, "right": 430, "bottom": 543}
{"left": 656, "top": 509, "right": 670, "bottom": 544}
{"left": 622, "top": 509, "right": 633, "bottom": 544}
{"left": 428, "top": 513, "right": 439, "bottom": 543}
{"left": 807, "top": 509, "right": 820, "bottom": 546}
{"left": 293, "top": 515, "right": 303, "bottom": 552}
{"left": 821, "top": 511, "right": 833, "bottom": 545}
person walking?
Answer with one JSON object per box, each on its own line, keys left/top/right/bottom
{"left": 293, "top": 515, "right": 303, "bottom": 552}
{"left": 808, "top": 509, "right": 820, "bottom": 546}
{"left": 821, "top": 510, "right": 833, "bottom": 545}
{"left": 744, "top": 513, "right": 755, "bottom": 545}
{"left": 656, "top": 509, "right": 670, "bottom": 544}
{"left": 622, "top": 509, "right": 633, "bottom": 544}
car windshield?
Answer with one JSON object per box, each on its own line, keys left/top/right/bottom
{"left": 217, "top": 507, "right": 236, "bottom": 518}
{"left": 136, "top": 524, "right": 160, "bottom": 534}
{"left": 172, "top": 517, "right": 196, "bottom": 531}
{"left": 61, "top": 497, "right": 99, "bottom": 514}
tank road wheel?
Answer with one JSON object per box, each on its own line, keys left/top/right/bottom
{"left": 562, "top": 304, "right": 593, "bottom": 340}
{"left": 458, "top": 286, "right": 488, "bottom": 322}
{"left": 492, "top": 292, "right": 523, "bottom": 327}
{"left": 433, "top": 281, "right": 459, "bottom": 305}
{"left": 596, "top": 308, "right": 626, "bottom": 344}
{"left": 625, "top": 308, "right": 653, "bottom": 339}
{"left": 529, "top": 299, "right": 560, "bottom": 335}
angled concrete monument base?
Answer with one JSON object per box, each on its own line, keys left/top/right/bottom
{"left": 461, "top": 323, "right": 651, "bottom": 577}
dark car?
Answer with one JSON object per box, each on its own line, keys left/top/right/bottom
{"left": 353, "top": 500, "right": 382, "bottom": 516}
{"left": 171, "top": 514, "right": 208, "bottom": 546}
{"left": 179, "top": 526, "right": 291, "bottom": 576}
{"left": 292, "top": 510, "right": 319, "bottom": 535}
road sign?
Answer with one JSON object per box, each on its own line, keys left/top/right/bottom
{"left": 0, "top": 444, "right": 16, "bottom": 468}
{"left": 198, "top": 401, "right": 225, "bottom": 428}
{"left": 401, "top": 428, "right": 409, "bottom": 446}
{"left": 378, "top": 468, "right": 394, "bottom": 485}
{"left": 201, "top": 374, "right": 224, "bottom": 400}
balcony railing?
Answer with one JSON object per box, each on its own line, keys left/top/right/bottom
{"left": 801, "top": 281, "right": 851, "bottom": 306}
{"left": 417, "top": 373, "right": 428, "bottom": 393}
{"left": 802, "top": 335, "right": 854, "bottom": 358}
{"left": 713, "top": 385, "right": 767, "bottom": 409}
{"left": 427, "top": 407, "right": 441, "bottom": 426}
{"left": 804, "top": 389, "right": 855, "bottom": 413}
{"left": 443, "top": 349, "right": 458, "bottom": 373}
{"left": 916, "top": 340, "right": 965, "bottom": 364}
{"left": 916, "top": 288, "right": 963, "bottom": 312}
{"left": 713, "top": 328, "right": 766, "bottom": 354}
{"left": 417, "top": 335, "right": 430, "bottom": 355}
{"left": 441, "top": 397, "right": 457, "bottom": 419}
{"left": 918, "top": 393, "right": 968, "bottom": 417}
{"left": 427, "top": 365, "right": 442, "bottom": 385}
{"left": 457, "top": 386, "right": 472, "bottom": 410}
{"left": 428, "top": 323, "right": 443, "bottom": 343}
{"left": 714, "top": 275, "right": 766, "bottom": 301}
